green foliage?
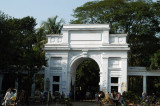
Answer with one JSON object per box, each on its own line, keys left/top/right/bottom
{"left": 35, "top": 74, "right": 44, "bottom": 91}
{"left": 0, "top": 11, "right": 14, "bottom": 70}
{"left": 41, "top": 16, "right": 64, "bottom": 34}
{"left": 0, "top": 11, "right": 47, "bottom": 93}
{"left": 71, "top": 0, "right": 160, "bottom": 67}
{"left": 149, "top": 50, "right": 160, "bottom": 70}
{"left": 147, "top": 76, "right": 160, "bottom": 96}
{"left": 128, "top": 76, "right": 143, "bottom": 96}
{"left": 122, "top": 91, "right": 141, "bottom": 104}
{"left": 0, "top": 11, "right": 66, "bottom": 93}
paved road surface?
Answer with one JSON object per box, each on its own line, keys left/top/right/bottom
{"left": 30, "top": 101, "right": 102, "bottom": 106}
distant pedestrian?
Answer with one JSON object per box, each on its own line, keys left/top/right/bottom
{"left": 61, "top": 92, "right": 65, "bottom": 99}
{"left": 110, "top": 92, "right": 114, "bottom": 99}
{"left": 142, "top": 92, "right": 146, "bottom": 100}
{"left": 4, "top": 88, "right": 12, "bottom": 106}
{"left": 69, "top": 91, "right": 72, "bottom": 100}
{"left": 95, "top": 92, "right": 98, "bottom": 102}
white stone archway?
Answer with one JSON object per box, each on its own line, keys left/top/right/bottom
{"left": 69, "top": 56, "right": 101, "bottom": 100}
{"left": 44, "top": 24, "right": 130, "bottom": 97}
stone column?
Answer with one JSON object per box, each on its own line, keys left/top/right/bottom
{"left": 101, "top": 55, "right": 109, "bottom": 92}
{"left": 67, "top": 70, "right": 71, "bottom": 98}
{"left": 71, "top": 76, "right": 76, "bottom": 100}
{"left": 99, "top": 72, "right": 103, "bottom": 91}
{"left": 121, "top": 58, "right": 128, "bottom": 93}
{"left": 61, "top": 55, "right": 68, "bottom": 97}
{"left": 0, "top": 74, "right": 3, "bottom": 90}
{"left": 15, "top": 78, "right": 18, "bottom": 89}
{"left": 62, "top": 30, "right": 69, "bottom": 45}
{"left": 102, "top": 31, "right": 109, "bottom": 45}
{"left": 44, "top": 56, "right": 50, "bottom": 92}
{"left": 143, "top": 75, "right": 147, "bottom": 93}
{"left": 44, "top": 67, "right": 50, "bottom": 92}
{"left": 31, "top": 75, "right": 35, "bottom": 97}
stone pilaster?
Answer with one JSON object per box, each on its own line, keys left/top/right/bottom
{"left": 143, "top": 75, "right": 147, "bottom": 93}
{"left": 62, "top": 30, "right": 69, "bottom": 45}
{"left": 102, "top": 31, "right": 109, "bottom": 45}
{"left": 121, "top": 58, "right": 128, "bottom": 93}
{"left": 101, "top": 55, "right": 109, "bottom": 92}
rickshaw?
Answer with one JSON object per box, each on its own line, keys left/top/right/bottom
{"left": 98, "top": 91, "right": 115, "bottom": 106}
{"left": 11, "top": 89, "right": 18, "bottom": 106}
{"left": 1, "top": 89, "right": 18, "bottom": 106}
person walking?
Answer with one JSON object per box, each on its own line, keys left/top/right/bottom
{"left": 4, "top": 88, "right": 12, "bottom": 106}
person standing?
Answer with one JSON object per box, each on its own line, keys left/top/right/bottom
{"left": 4, "top": 88, "right": 12, "bottom": 106}
{"left": 69, "top": 91, "right": 72, "bottom": 100}
{"left": 95, "top": 92, "right": 98, "bottom": 102}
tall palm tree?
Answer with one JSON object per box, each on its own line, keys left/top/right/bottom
{"left": 41, "top": 16, "right": 64, "bottom": 34}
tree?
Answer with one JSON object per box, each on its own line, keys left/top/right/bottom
{"left": 13, "top": 17, "right": 46, "bottom": 92}
{"left": 0, "top": 11, "right": 14, "bottom": 71}
{"left": 149, "top": 50, "right": 160, "bottom": 70}
{"left": 41, "top": 16, "right": 64, "bottom": 34}
{"left": 71, "top": 0, "right": 160, "bottom": 67}
{"left": 32, "top": 16, "right": 65, "bottom": 91}
{"left": 0, "top": 11, "right": 46, "bottom": 93}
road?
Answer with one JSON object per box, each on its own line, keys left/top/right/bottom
{"left": 29, "top": 101, "right": 105, "bottom": 106}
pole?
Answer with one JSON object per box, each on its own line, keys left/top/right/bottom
{"left": 47, "top": 91, "right": 49, "bottom": 106}
{"left": 74, "top": 82, "right": 76, "bottom": 101}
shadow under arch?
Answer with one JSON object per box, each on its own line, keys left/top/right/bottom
{"left": 69, "top": 55, "right": 102, "bottom": 100}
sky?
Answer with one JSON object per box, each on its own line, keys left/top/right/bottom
{"left": 0, "top": 0, "right": 93, "bottom": 28}
{"left": 0, "top": 0, "right": 158, "bottom": 28}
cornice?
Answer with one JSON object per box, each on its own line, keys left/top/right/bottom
{"left": 44, "top": 47, "right": 130, "bottom": 51}
{"left": 62, "top": 24, "right": 110, "bottom": 31}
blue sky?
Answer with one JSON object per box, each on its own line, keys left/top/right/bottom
{"left": 0, "top": 0, "right": 157, "bottom": 28}
{"left": 0, "top": 0, "right": 93, "bottom": 27}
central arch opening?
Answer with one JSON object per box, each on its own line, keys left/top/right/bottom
{"left": 70, "top": 57, "right": 100, "bottom": 100}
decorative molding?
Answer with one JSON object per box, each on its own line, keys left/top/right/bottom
{"left": 102, "top": 43, "right": 109, "bottom": 46}
{"left": 102, "top": 56, "right": 109, "bottom": 59}
{"left": 110, "top": 34, "right": 127, "bottom": 37}
{"left": 50, "top": 67, "right": 62, "bottom": 70}
{"left": 109, "top": 68, "right": 121, "bottom": 71}
{"left": 82, "top": 49, "right": 88, "bottom": 57}
{"left": 102, "top": 53, "right": 109, "bottom": 59}
{"left": 62, "top": 24, "right": 110, "bottom": 31}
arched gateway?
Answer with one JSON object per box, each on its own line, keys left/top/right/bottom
{"left": 44, "top": 24, "right": 130, "bottom": 97}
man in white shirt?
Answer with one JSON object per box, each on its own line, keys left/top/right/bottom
{"left": 4, "top": 88, "right": 12, "bottom": 106}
